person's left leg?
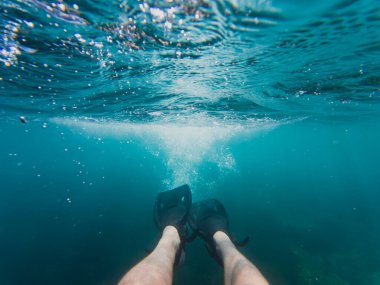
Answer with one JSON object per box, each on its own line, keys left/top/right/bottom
{"left": 117, "top": 226, "right": 180, "bottom": 285}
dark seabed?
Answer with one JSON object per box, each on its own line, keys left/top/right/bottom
{"left": 1, "top": 0, "right": 380, "bottom": 284}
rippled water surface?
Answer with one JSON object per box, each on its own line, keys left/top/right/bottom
{"left": 1, "top": 0, "right": 379, "bottom": 121}
{"left": 1, "top": 0, "right": 380, "bottom": 284}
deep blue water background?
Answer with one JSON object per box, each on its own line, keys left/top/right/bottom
{"left": 1, "top": 117, "right": 380, "bottom": 285}
{"left": 1, "top": 0, "right": 380, "bottom": 284}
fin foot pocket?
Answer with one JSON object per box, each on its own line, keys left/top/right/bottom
{"left": 154, "top": 184, "right": 192, "bottom": 266}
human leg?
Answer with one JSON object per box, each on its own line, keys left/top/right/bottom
{"left": 214, "top": 231, "right": 269, "bottom": 285}
{"left": 189, "top": 199, "right": 270, "bottom": 285}
{"left": 118, "top": 185, "right": 192, "bottom": 285}
{"left": 117, "top": 226, "right": 180, "bottom": 285}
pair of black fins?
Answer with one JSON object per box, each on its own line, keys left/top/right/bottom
{"left": 154, "top": 184, "right": 249, "bottom": 265}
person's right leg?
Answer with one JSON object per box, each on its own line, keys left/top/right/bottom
{"left": 189, "top": 199, "right": 270, "bottom": 285}
{"left": 214, "top": 231, "right": 270, "bottom": 285}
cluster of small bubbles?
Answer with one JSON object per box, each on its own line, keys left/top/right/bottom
{"left": 1, "top": 21, "right": 21, "bottom": 67}
{"left": 32, "top": 0, "right": 87, "bottom": 25}
{"left": 0, "top": 0, "right": 88, "bottom": 70}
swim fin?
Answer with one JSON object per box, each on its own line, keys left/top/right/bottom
{"left": 189, "top": 199, "right": 249, "bottom": 265}
{"left": 154, "top": 184, "right": 193, "bottom": 266}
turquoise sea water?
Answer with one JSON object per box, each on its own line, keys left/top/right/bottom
{"left": 1, "top": 0, "right": 380, "bottom": 284}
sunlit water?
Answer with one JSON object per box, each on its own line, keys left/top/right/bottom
{"left": 1, "top": 0, "right": 380, "bottom": 284}
{"left": 2, "top": 0, "right": 379, "bottom": 120}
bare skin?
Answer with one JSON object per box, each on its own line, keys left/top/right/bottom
{"left": 117, "top": 226, "right": 180, "bottom": 285}
{"left": 214, "top": 231, "right": 270, "bottom": 285}
{"left": 117, "top": 227, "right": 269, "bottom": 285}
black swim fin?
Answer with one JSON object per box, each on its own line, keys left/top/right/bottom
{"left": 189, "top": 199, "right": 249, "bottom": 265}
{"left": 154, "top": 184, "right": 193, "bottom": 266}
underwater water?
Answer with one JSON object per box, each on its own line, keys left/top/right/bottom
{"left": 1, "top": 0, "right": 380, "bottom": 284}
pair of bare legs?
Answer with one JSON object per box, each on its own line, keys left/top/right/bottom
{"left": 117, "top": 226, "right": 269, "bottom": 285}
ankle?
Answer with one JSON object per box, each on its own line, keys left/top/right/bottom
{"left": 213, "top": 231, "right": 236, "bottom": 260}
{"left": 162, "top": 226, "right": 181, "bottom": 249}
{"left": 213, "top": 231, "right": 230, "bottom": 242}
